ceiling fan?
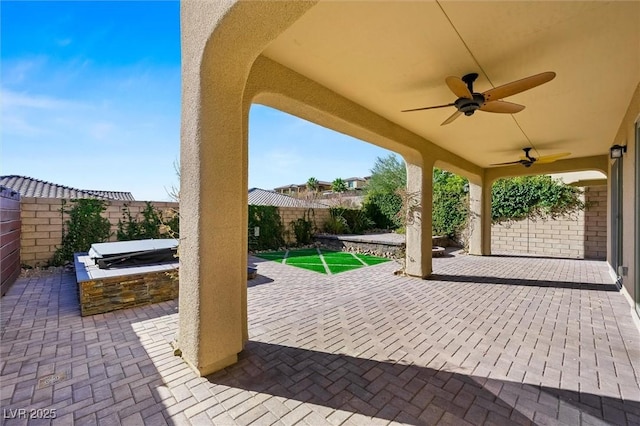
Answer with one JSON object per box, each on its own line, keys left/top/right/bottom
{"left": 490, "top": 148, "right": 571, "bottom": 168}
{"left": 402, "top": 71, "right": 556, "bottom": 125}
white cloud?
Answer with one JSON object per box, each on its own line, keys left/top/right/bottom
{"left": 1, "top": 57, "right": 48, "bottom": 85}
{"left": 0, "top": 113, "right": 45, "bottom": 137}
{"left": 1, "top": 88, "right": 81, "bottom": 109}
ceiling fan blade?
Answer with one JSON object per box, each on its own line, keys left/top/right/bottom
{"left": 479, "top": 101, "right": 526, "bottom": 114}
{"left": 535, "top": 152, "right": 571, "bottom": 164}
{"left": 401, "top": 103, "right": 455, "bottom": 112}
{"left": 441, "top": 110, "right": 462, "bottom": 125}
{"left": 483, "top": 72, "right": 556, "bottom": 102}
{"left": 445, "top": 76, "right": 472, "bottom": 99}
{"left": 490, "top": 160, "right": 526, "bottom": 166}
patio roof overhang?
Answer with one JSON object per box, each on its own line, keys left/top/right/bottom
{"left": 178, "top": 0, "right": 640, "bottom": 377}
{"left": 254, "top": 1, "right": 639, "bottom": 175}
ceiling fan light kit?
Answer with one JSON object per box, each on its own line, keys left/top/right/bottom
{"left": 402, "top": 71, "right": 556, "bottom": 125}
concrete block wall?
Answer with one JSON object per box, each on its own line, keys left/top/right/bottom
{"left": 278, "top": 207, "right": 331, "bottom": 244}
{"left": 104, "top": 200, "right": 179, "bottom": 240}
{"left": 20, "top": 198, "right": 66, "bottom": 267}
{"left": 583, "top": 186, "right": 607, "bottom": 259}
{"left": 20, "top": 198, "right": 179, "bottom": 267}
{"left": 20, "top": 199, "right": 328, "bottom": 266}
{"left": 491, "top": 185, "right": 606, "bottom": 259}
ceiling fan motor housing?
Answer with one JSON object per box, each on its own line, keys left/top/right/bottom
{"left": 455, "top": 93, "right": 485, "bottom": 116}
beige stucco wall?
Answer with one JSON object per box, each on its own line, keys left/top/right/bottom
{"left": 608, "top": 83, "right": 639, "bottom": 307}
{"left": 19, "top": 198, "right": 178, "bottom": 267}
{"left": 492, "top": 186, "right": 606, "bottom": 259}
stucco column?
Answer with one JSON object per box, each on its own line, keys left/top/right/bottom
{"left": 179, "top": 0, "right": 316, "bottom": 376}
{"left": 405, "top": 161, "right": 434, "bottom": 278}
{"left": 468, "top": 180, "right": 492, "bottom": 255}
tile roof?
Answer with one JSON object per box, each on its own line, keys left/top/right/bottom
{"left": 248, "top": 188, "right": 329, "bottom": 208}
{"left": 0, "top": 175, "right": 135, "bottom": 201}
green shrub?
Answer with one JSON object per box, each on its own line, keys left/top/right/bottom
{"left": 117, "top": 202, "right": 178, "bottom": 241}
{"left": 291, "top": 215, "right": 314, "bottom": 246}
{"left": 324, "top": 213, "right": 349, "bottom": 234}
{"left": 51, "top": 199, "right": 112, "bottom": 265}
{"left": 363, "top": 192, "right": 403, "bottom": 229}
{"left": 328, "top": 207, "right": 373, "bottom": 234}
{"left": 492, "top": 175, "right": 585, "bottom": 224}
{"left": 432, "top": 169, "right": 469, "bottom": 238}
{"left": 248, "top": 205, "right": 285, "bottom": 251}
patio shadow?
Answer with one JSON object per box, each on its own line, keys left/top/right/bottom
{"left": 0, "top": 272, "right": 179, "bottom": 425}
{"left": 207, "top": 341, "right": 639, "bottom": 425}
{"left": 427, "top": 274, "right": 619, "bottom": 292}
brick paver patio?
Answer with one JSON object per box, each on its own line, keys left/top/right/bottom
{"left": 1, "top": 252, "right": 639, "bottom": 425}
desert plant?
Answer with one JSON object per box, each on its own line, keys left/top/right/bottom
{"left": 323, "top": 210, "right": 350, "bottom": 234}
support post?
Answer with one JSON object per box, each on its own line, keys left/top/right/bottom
{"left": 405, "top": 161, "right": 434, "bottom": 278}
{"left": 468, "top": 180, "right": 492, "bottom": 256}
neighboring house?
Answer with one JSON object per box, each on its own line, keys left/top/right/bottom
{"left": 343, "top": 177, "right": 368, "bottom": 190}
{"left": 0, "top": 175, "right": 135, "bottom": 201}
{"left": 273, "top": 180, "right": 332, "bottom": 197}
{"left": 248, "top": 188, "right": 329, "bottom": 209}
{"left": 274, "top": 177, "right": 369, "bottom": 198}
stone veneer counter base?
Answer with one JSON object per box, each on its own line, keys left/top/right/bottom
{"left": 74, "top": 253, "right": 179, "bottom": 316}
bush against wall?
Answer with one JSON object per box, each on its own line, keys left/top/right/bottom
{"left": 432, "top": 169, "right": 469, "bottom": 238}
{"left": 362, "top": 155, "right": 406, "bottom": 229}
{"left": 324, "top": 207, "right": 373, "bottom": 234}
{"left": 491, "top": 175, "right": 585, "bottom": 224}
{"left": 51, "top": 199, "right": 111, "bottom": 265}
{"left": 248, "top": 205, "right": 285, "bottom": 251}
{"left": 117, "top": 202, "right": 179, "bottom": 241}
{"left": 291, "top": 211, "right": 315, "bottom": 246}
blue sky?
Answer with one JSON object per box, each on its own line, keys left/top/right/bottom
{"left": 1, "top": 1, "right": 394, "bottom": 201}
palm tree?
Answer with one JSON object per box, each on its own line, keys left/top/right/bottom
{"left": 332, "top": 178, "right": 348, "bottom": 207}
{"left": 332, "top": 178, "right": 347, "bottom": 194}
{"left": 305, "top": 177, "right": 319, "bottom": 200}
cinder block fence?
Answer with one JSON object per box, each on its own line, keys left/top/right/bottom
{"left": 19, "top": 198, "right": 179, "bottom": 267}
{"left": 10, "top": 185, "right": 607, "bottom": 268}
{"left": 17, "top": 199, "right": 332, "bottom": 268}
{"left": 491, "top": 186, "right": 606, "bottom": 259}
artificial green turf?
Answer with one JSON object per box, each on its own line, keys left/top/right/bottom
{"left": 355, "top": 254, "right": 391, "bottom": 266}
{"left": 286, "top": 248, "right": 319, "bottom": 258}
{"left": 327, "top": 263, "right": 363, "bottom": 274}
{"left": 286, "top": 255, "right": 323, "bottom": 265}
{"left": 254, "top": 248, "right": 390, "bottom": 274}
{"left": 321, "top": 253, "right": 364, "bottom": 266}
{"left": 289, "top": 263, "right": 328, "bottom": 274}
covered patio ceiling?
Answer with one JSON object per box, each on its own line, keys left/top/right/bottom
{"left": 262, "top": 1, "right": 639, "bottom": 169}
